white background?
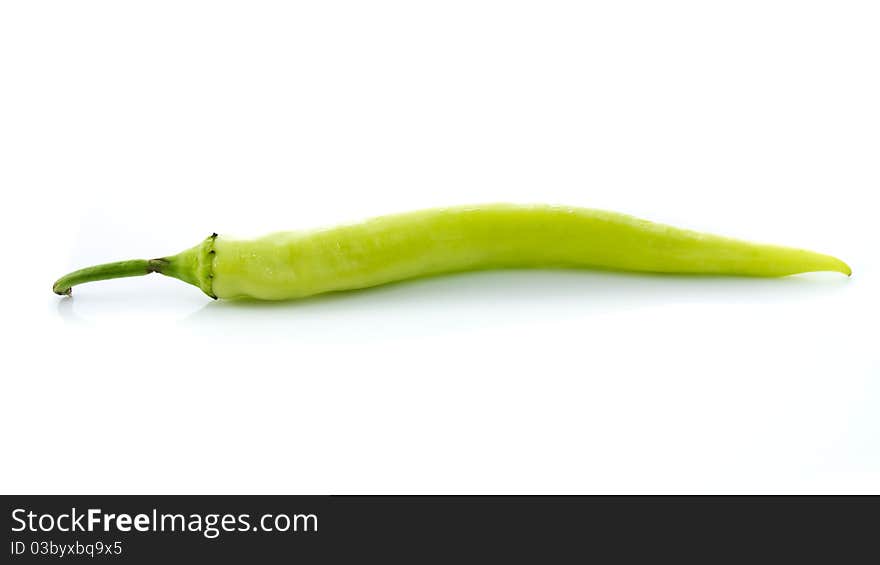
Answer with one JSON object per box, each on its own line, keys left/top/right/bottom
{"left": 1, "top": 1, "right": 877, "bottom": 493}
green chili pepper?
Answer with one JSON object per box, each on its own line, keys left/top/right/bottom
{"left": 52, "top": 204, "right": 851, "bottom": 300}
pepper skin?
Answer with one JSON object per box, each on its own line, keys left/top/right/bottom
{"left": 53, "top": 204, "right": 851, "bottom": 300}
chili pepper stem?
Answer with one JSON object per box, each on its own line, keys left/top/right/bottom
{"left": 52, "top": 258, "right": 172, "bottom": 295}
{"left": 53, "top": 234, "right": 217, "bottom": 297}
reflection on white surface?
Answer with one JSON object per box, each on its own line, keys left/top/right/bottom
{"left": 56, "top": 269, "right": 852, "bottom": 341}
{"left": 40, "top": 267, "right": 872, "bottom": 494}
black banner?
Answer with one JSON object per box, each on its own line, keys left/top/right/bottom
{"left": 3, "top": 496, "right": 877, "bottom": 562}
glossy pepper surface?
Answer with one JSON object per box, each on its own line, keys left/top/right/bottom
{"left": 53, "top": 204, "right": 851, "bottom": 300}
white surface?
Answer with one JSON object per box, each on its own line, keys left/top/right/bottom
{"left": 1, "top": 1, "right": 877, "bottom": 493}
